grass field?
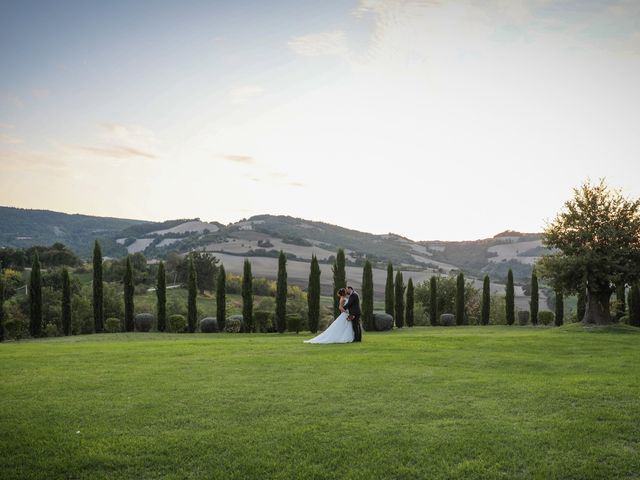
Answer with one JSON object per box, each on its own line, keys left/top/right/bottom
{"left": 1, "top": 326, "right": 638, "bottom": 479}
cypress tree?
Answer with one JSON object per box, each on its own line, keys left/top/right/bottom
{"left": 429, "top": 276, "right": 438, "bottom": 325}
{"left": 332, "top": 249, "right": 346, "bottom": 318}
{"left": 394, "top": 270, "right": 405, "bottom": 328}
{"left": 187, "top": 255, "right": 197, "bottom": 333}
{"left": 29, "top": 252, "right": 43, "bottom": 337}
{"left": 156, "top": 262, "right": 167, "bottom": 332}
{"left": 455, "top": 272, "right": 465, "bottom": 325}
{"left": 530, "top": 268, "right": 539, "bottom": 326}
{"left": 124, "top": 256, "right": 134, "bottom": 332}
{"left": 615, "top": 284, "right": 626, "bottom": 320}
{"left": 385, "top": 262, "right": 394, "bottom": 316}
{"left": 506, "top": 269, "right": 515, "bottom": 326}
{"left": 216, "top": 264, "right": 226, "bottom": 332}
{"left": 555, "top": 289, "right": 564, "bottom": 326}
{"left": 307, "top": 255, "right": 321, "bottom": 333}
{"left": 481, "top": 275, "right": 490, "bottom": 325}
{"left": 61, "top": 268, "right": 71, "bottom": 336}
{"left": 275, "top": 251, "right": 287, "bottom": 333}
{"left": 628, "top": 283, "right": 640, "bottom": 327}
{"left": 406, "top": 278, "right": 414, "bottom": 327}
{"left": 242, "top": 259, "right": 253, "bottom": 332}
{"left": 0, "top": 275, "right": 5, "bottom": 342}
{"left": 92, "top": 240, "right": 104, "bottom": 333}
{"left": 577, "top": 285, "right": 587, "bottom": 322}
{"left": 361, "top": 260, "right": 374, "bottom": 331}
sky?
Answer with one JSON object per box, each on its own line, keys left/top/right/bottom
{"left": 1, "top": 0, "right": 639, "bottom": 241}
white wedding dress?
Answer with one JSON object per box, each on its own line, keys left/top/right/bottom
{"left": 304, "top": 309, "right": 354, "bottom": 344}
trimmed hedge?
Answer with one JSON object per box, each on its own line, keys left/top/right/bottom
{"left": 440, "top": 313, "right": 455, "bottom": 326}
{"left": 105, "top": 318, "right": 121, "bottom": 333}
{"left": 168, "top": 314, "right": 187, "bottom": 333}
{"left": 200, "top": 317, "right": 219, "bottom": 333}
{"left": 254, "top": 311, "right": 274, "bottom": 333}
{"left": 225, "top": 315, "right": 243, "bottom": 333}
{"left": 538, "top": 311, "right": 554, "bottom": 326}
{"left": 134, "top": 313, "right": 154, "bottom": 332}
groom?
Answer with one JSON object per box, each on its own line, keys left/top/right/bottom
{"left": 344, "top": 286, "right": 362, "bottom": 342}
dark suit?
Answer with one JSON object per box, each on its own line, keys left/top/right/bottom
{"left": 344, "top": 291, "right": 362, "bottom": 342}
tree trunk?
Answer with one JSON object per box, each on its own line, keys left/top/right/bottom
{"left": 583, "top": 290, "right": 613, "bottom": 324}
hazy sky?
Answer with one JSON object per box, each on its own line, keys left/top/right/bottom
{"left": 1, "top": 0, "right": 639, "bottom": 240}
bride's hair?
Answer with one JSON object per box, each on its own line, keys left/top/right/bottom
{"left": 337, "top": 288, "right": 346, "bottom": 296}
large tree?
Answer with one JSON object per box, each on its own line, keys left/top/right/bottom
{"left": 429, "top": 276, "right": 438, "bottom": 325}
{"left": 538, "top": 180, "right": 640, "bottom": 324}
{"left": 455, "top": 272, "right": 465, "bottom": 325}
{"left": 505, "top": 269, "right": 515, "bottom": 326}
{"left": 92, "top": 240, "right": 104, "bottom": 333}
{"left": 307, "top": 255, "right": 321, "bottom": 333}
{"left": 394, "top": 270, "right": 405, "bottom": 328}
{"left": 275, "top": 251, "right": 287, "bottom": 333}
{"left": 530, "top": 268, "right": 539, "bottom": 326}
{"left": 29, "top": 252, "right": 43, "bottom": 337}
{"left": 577, "top": 286, "right": 587, "bottom": 323}
{"left": 216, "top": 264, "right": 226, "bottom": 332}
{"left": 0, "top": 275, "right": 5, "bottom": 342}
{"left": 242, "top": 259, "right": 254, "bottom": 332}
{"left": 481, "top": 275, "right": 490, "bottom": 326}
{"left": 61, "top": 268, "right": 71, "bottom": 336}
{"left": 628, "top": 283, "right": 640, "bottom": 327}
{"left": 332, "top": 249, "right": 346, "bottom": 318}
{"left": 123, "top": 256, "right": 134, "bottom": 332}
{"left": 361, "top": 260, "right": 374, "bottom": 331}
{"left": 406, "top": 278, "right": 414, "bottom": 327}
{"left": 385, "top": 262, "right": 395, "bottom": 316}
{"left": 615, "top": 284, "right": 626, "bottom": 321}
{"left": 156, "top": 261, "right": 167, "bottom": 332}
{"left": 187, "top": 255, "right": 198, "bottom": 333}
{"left": 555, "top": 289, "right": 564, "bottom": 326}
{"left": 190, "top": 251, "right": 218, "bottom": 294}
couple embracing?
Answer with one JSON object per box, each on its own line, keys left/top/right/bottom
{"left": 304, "top": 286, "right": 362, "bottom": 344}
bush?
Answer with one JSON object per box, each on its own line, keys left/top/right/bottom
{"left": 518, "top": 311, "right": 530, "bottom": 326}
{"left": 168, "top": 314, "right": 187, "bottom": 333}
{"left": 372, "top": 311, "right": 393, "bottom": 331}
{"left": 538, "top": 311, "right": 554, "bottom": 326}
{"left": 254, "top": 311, "right": 274, "bottom": 333}
{"left": 44, "top": 323, "right": 59, "bottom": 337}
{"left": 225, "top": 315, "right": 243, "bottom": 333}
{"left": 440, "top": 313, "right": 455, "bottom": 326}
{"left": 134, "top": 313, "right": 154, "bottom": 332}
{"left": 286, "top": 313, "right": 303, "bottom": 334}
{"left": 200, "top": 317, "right": 219, "bottom": 333}
{"left": 105, "top": 318, "right": 121, "bottom": 333}
{"left": 3, "top": 301, "right": 29, "bottom": 340}
{"left": 619, "top": 314, "right": 629, "bottom": 324}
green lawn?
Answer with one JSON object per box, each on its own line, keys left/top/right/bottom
{"left": 1, "top": 326, "right": 638, "bottom": 479}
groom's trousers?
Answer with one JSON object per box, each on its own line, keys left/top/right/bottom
{"left": 351, "top": 314, "right": 362, "bottom": 342}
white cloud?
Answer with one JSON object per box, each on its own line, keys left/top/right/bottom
{"left": 288, "top": 30, "right": 349, "bottom": 57}
{"left": 227, "top": 85, "right": 264, "bottom": 104}
{"left": 0, "top": 133, "right": 22, "bottom": 144}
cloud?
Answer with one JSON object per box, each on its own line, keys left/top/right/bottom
{"left": 0, "top": 94, "right": 23, "bottom": 108}
{"left": 288, "top": 181, "right": 305, "bottom": 188}
{"left": 228, "top": 85, "right": 264, "bottom": 104}
{"left": 65, "top": 144, "right": 157, "bottom": 159}
{"left": 288, "top": 31, "right": 349, "bottom": 57}
{"left": 222, "top": 154, "right": 256, "bottom": 164}
{"left": 0, "top": 149, "right": 69, "bottom": 175}
{"left": 0, "top": 133, "right": 22, "bottom": 144}
{"left": 0, "top": 123, "right": 14, "bottom": 129}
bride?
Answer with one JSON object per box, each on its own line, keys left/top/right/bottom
{"left": 304, "top": 288, "right": 354, "bottom": 344}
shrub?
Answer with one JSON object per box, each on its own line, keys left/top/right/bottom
{"left": 539, "top": 311, "right": 554, "bottom": 326}
{"left": 372, "top": 311, "right": 393, "bottom": 331}
{"left": 44, "top": 323, "right": 59, "bottom": 337}
{"left": 518, "top": 310, "right": 530, "bottom": 326}
{"left": 254, "top": 311, "right": 273, "bottom": 333}
{"left": 168, "top": 314, "right": 187, "bottom": 333}
{"left": 225, "top": 315, "right": 242, "bottom": 333}
{"left": 286, "top": 313, "right": 303, "bottom": 334}
{"left": 3, "top": 301, "right": 29, "bottom": 340}
{"left": 105, "top": 318, "right": 121, "bottom": 333}
{"left": 440, "top": 313, "right": 455, "bottom": 326}
{"left": 135, "top": 313, "right": 154, "bottom": 332}
{"left": 200, "top": 317, "right": 219, "bottom": 333}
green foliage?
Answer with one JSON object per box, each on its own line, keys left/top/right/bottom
{"left": 628, "top": 283, "right": 640, "bottom": 327}
{"left": 429, "top": 276, "right": 437, "bottom": 326}
{"left": 555, "top": 290, "right": 564, "bottom": 326}
{"left": 361, "top": 260, "right": 374, "bottom": 331}
{"left": 538, "top": 179, "right": 640, "bottom": 324}
{"left": 307, "top": 255, "right": 321, "bottom": 333}
{"left": 167, "top": 314, "right": 187, "bottom": 333}
{"left": 156, "top": 262, "right": 167, "bottom": 332}
{"left": 44, "top": 323, "right": 59, "bottom": 337}
{"left": 190, "top": 251, "right": 219, "bottom": 294}
{"left": 29, "top": 253, "right": 43, "bottom": 337}
{"left": 135, "top": 313, "right": 154, "bottom": 332}
{"left": 394, "top": 271, "right": 405, "bottom": 328}
{"left": 124, "top": 256, "right": 134, "bottom": 332}
{"left": 416, "top": 275, "right": 480, "bottom": 326}
{"left": 187, "top": 255, "right": 197, "bottom": 333}
{"left": 0, "top": 275, "right": 5, "bottom": 341}
{"left": 61, "top": 268, "right": 71, "bottom": 336}
{"left": 577, "top": 286, "right": 586, "bottom": 322}
{"left": 614, "top": 284, "right": 626, "bottom": 321}
{"left": 406, "top": 278, "right": 414, "bottom": 327}
{"left": 105, "top": 317, "right": 121, "bottom": 333}
{"left": 286, "top": 313, "right": 302, "bottom": 334}
{"left": 505, "top": 269, "right": 515, "bottom": 326}
{"left": 0, "top": 242, "right": 81, "bottom": 270}
{"left": 92, "top": 240, "right": 104, "bottom": 333}
{"left": 242, "top": 259, "right": 254, "bottom": 332}
{"left": 275, "top": 251, "right": 287, "bottom": 333}
{"left": 455, "top": 272, "right": 465, "bottom": 325}
{"left": 481, "top": 275, "right": 490, "bottom": 325}
{"left": 332, "top": 249, "right": 346, "bottom": 317}
{"left": 216, "top": 265, "right": 227, "bottom": 332}
{"left": 254, "top": 311, "right": 273, "bottom": 333}
{"left": 530, "top": 269, "right": 539, "bottom": 326}
{"left": 539, "top": 311, "right": 554, "bottom": 326}
{"left": 224, "top": 315, "right": 242, "bottom": 333}
{"left": 385, "top": 262, "right": 394, "bottom": 316}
